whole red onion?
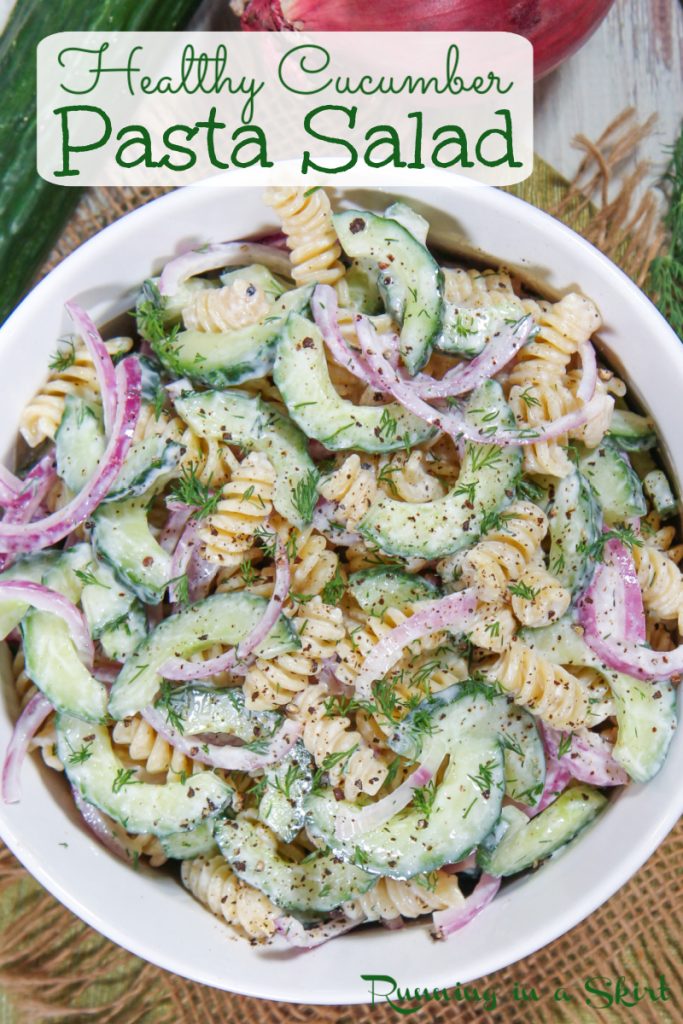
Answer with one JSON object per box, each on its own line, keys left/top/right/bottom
{"left": 237, "top": 0, "right": 615, "bottom": 79}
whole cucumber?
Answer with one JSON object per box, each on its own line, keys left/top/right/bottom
{"left": 0, "top": 0, "right": 203, "bottom": 324}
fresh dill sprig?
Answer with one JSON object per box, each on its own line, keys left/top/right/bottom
{"left": 291, "top": 470, "right": 319, "bottom": 523}
{"left": 169, "top": 463, "right": 221, "bottom": 519}
{"left": 649, "top": 127, "right": 683, "bottom": 339}
{"left": 49, "top": 339, "right": 77, "bottom": 372}
{"left": 136, "top": 280, "right": 169, "bottom": 343}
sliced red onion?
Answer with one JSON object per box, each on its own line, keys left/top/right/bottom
{"left": 0, "top": 581, "right": 94, "bottom": 667}
{"left": 159, "top": 506, "right": 195, "bottom": 554}
{"left": 412, "top": 316, "right": 535, "bottom": 400}
{"left": 93, "top": 658, "right": 122, "bottom": 684}
{"left": 254, "top": 231, "right": 288, "bottom": 250}
{"left": 353, "top": 588, "right": 478, "bottom": 699}
{"left": 160, "top": 536, "right": 290, "bottom": 681}
{"left": 577, "top": 341, "right": 598, "bottom": 403}
{"left": 604, "top": 537, "right": 645, "bottom": 643}
{"left": 168, "top": 519, "right": 198, "bottom": 605}
{"left": 311, "top": 284, "right": 386, "bottom": 392}
{"left": 0, "top": 454, "right": 58, "bottom": 571}
{"left": 542, "top": 724, "right": 628, "bottom": 787}
{"left": 1, "top": 693, "right": 54, "bottom": 804}
{"left": 431, "top": 872, "right": 501, "bottom": 940}
{"left": 334, "top": 751, "right": 443, "bottom": 840}
{"left": 443, "top": 853, "right": 478, "bottom": 873}
{"left": 158, "top": 243, "right": 291, "bottom": 297}
{"left": 0, "top": 466, "right": 24, "bottom": 506}
{"left": 312, "top": 499, "right": 361, "bottom": 547}
{"left": 356, "top": 317, "right": 603, "bottom": 448}
{"left": 71, "top": 786, "right": 136, "bottom": 862}
{"left": 186, "top": 547, "right": 219, "bottom": 603}
{"left": 65, "top": 301, "right": 117, "bottom": 435}
{"left": 275, "top": 914, "right": 361, "bottom": 949}
{"left": 141, "top": 702, "right": 301, "bottom": 772}
{"left": 0, "top": 359, "right": 141, "bottom": 556}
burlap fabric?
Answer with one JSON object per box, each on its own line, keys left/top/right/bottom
{"left": 0, "top": 111, "right": 679, "bottom": 1023}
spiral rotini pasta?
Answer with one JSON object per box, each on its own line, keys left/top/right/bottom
{"left": 111, "top": 715, "right": 204, "bottom": 781}
{"left": 456, "top": 501, "right": 549, "bottom": 601}
{"left": 291, "top": 682, "right": 388, "bottom": 799}
{"left": 20, "top": 336, "right": 133, "bottom": 448}
{"left": 199, "top": 452, "right": 275, "bottom": 568}
{"left": 379, "top": 451, "right": 446, "bottom": 503}
{"left": 489, "top": 638, "right": 588, "bottom": 728}
{"left": 632, "top": 540, "right": 683, "bottom": 628}
{"left": 509, "top": 565, "right": 572, "bottom": 628}
{"left": 181, "top": 853, "right": 277, "bottom": 941}
{"left": 182, "top": 278, "right": 270, "bottom": 333}
{"left": 244, "top": 597, "right": 346, "bottom": 709}
{"left": 136, "top": 403, "right": 235, "bottom": 487}
{"left": 343, "top": 871, "right": 463, "bottom": 923}
{"left": 318, "top": 454, "right": 378, "bottom": 529}
{"left": 264, "top": 186, "right": 346, "bottom": 291}
{"left": 442, "top": 267, "right": 524, "bottom": 314}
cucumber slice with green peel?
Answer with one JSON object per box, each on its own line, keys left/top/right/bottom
{"left": 607, "top": 409, "right": 657, "bottom": 451}
{"left": 521, "top": 617, "right": 678, "bottom": 783}
{"left": 345, "top": 258, "right": 385, "bottom": 314}
{"left": 151, "top": 285, "right": 313, "bottom": 388}
{"left": 104, "top": 437, "right": 184, "bottom": 503}
{"left": 334, "top": 209, "right": 443, "bottom": 375}
{"left": 55, "top": 396, "right": 105, "bottom": 493}
{"left": 137, "top": 355, "right": 163, "bottom": 405}
{"left": 160, "top": 820, "right": 218, "bottom": 860}
{"left": 57, "top": 716, "right": 232, "bottom": 836}
{"left": 21, "top": 612, "right": 108, "bottom": 722}
{"left": 384, "top": 201, "right": 430, "bottom": 246}
{"left": 173, "top": 388, "right": 319, "bottom": 528}
{"left": 0, "top": 545, "right": 91, "bottom": 638}
{"left": 359, "top": 381, "right": 521, "bottom": 559}
{"left": 307, "top": 686, "right": 525, "bottom": 879}
{"left": 478, "top": 785, "right": 607, "bottom": 877}
{"left": 98, "top": 605, "right": 147, "bottom": 662}
{"left": 219, "top": 263, "right": 287, "bottom": 300}
{"left": 92, "top": 498, "right": 172, "bottom": 605}
{"left": 348, "top": 567, "right": 440, "bottom": 616}
{"left": 215, "top": 816, "right": 376, "bottom": 912}
{"left": 258, "top": 741, "right": 313, "bottom": 843}
{"left": 161, "top": 685, "right": 285, "bottom": 745}
{"left": 579, "top": 444, "right": 646, "bottom": 523}
{"left": 274, "top": 314, "right": 435, "bottom": 454}
{"left": 79, "top": 558, "right": 146, "bottom": 644}
{"left": 548, "top": 470, "right": 602, "bottom": 596}
{"left": 109, "top": 592, "right": 300, "bottom": 719}
{"left": 643, "top": 470, "right": 677, "bottom": 518}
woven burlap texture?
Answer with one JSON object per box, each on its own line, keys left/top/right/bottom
{"left": 0, "top": 110, "right": 679, "bottom": 1024}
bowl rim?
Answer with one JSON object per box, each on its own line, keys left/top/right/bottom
{"left": 0, "top": 180, "right": 681, "bottom": 1005}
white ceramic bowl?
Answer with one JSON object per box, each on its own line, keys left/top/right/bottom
{"left": 0, "top": 184, "right": 681, "bottom": 1005}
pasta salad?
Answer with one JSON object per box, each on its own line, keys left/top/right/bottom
{"left": 0, "top": 187, "right": 679, "bottom": 949}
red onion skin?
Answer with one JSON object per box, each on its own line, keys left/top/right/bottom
{"left": 240, "top": 0, "right": 615, "bottom": 80}
{"left": 2, "top": 693, "right": 53, "bottom": 804}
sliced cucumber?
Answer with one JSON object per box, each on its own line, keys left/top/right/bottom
{"left": 607, "top": 409, "right": 656, "bottom": 451}
{"left": 21, "top": 612, "right": 108, "bottom": 722}
{"left": 478, "top": 785, "right": 607, "bottom": 877}
{"left": 643, "top": 470, "right": 677, "bottom": 518}
{"left": 258, "top": 741, "right": 313, "bottom": 843}
{"left": 137, "top": 355, "right": 163, "bottom": 405}
{"left": 579, "top": 444, "right": 646, "bottom": 523}
{"left": 219, "top": 263, "right": 287, "bottom": 300}
{"left": 215, "top": 816, "right": 376, "bottom": 912}
{"left": 137, "top": 277, "right": 218, "bottom": 340}
{"left": 345, "top": 258, "right": 384, "bottom": 314}
{"left": 104, "top": 437, "right": 184, "bottom": 503}
{"left": 0, "top": 545, "right": 91, "bottom": 638}
{"left": 55, "top": 396, "right": 105, "bottom": 493}
{"left": 334, "top": 209, "right": 443, "bottom": 374}
{"left": 57, "top": 716, "right": 232, "bottom": 836}
{"left": 173, "top": 388, "right": 318, "bottom": 529}
{"left": 160, "top": 820, "right": 218, "bottom": 859}
{"left": 359, "top": 381, "right": 521, "bottom": 558}
{"left": 163, "top": 685, "right": 284, "bottom": 744}
{"left": 92, "top": 498, "right": 172, "bottom": 605}
{"left": 79, "top": 558, "right": 146, "bottom": 658}
{"left": 348, "top": 567, "right": 440, "bottom": 616}
{"left": 384, "top": 201, "right": 430, "bottom": 246}
{"left": 521, "top": 617, "right": 677, "bottom": 783}
{"left": 151, "top": 285, "right": 313, "bottom": 388}
{"left": 274, "top": 314, "right": 435, "bottom": 454}
{"left": 109, "top": 592, "right": 300, "bottom": 719}
{"left": 548, "top": 470, "right": 602, "bottom": 595}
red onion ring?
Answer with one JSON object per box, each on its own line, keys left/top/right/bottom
{"left": 65, "top": 301, "right": 117, "bottom": 436}
{"left": 431, "top": 872, "right": 501, "bottom": 939}
{"left": 0, "top": 454, "right": 58, "bottom": 571}
{"left": 1, "top": 693, "right": 53, "bottom": 804}
{"left": 311, "top": 285, "right": 386, "bottom": 392}
{"left": 353, "top": 588, "right": 478, "bottom": 699}
{"left": 334, "top": 752, "right": 442, "bottom": 840}
{"left": 577, "top": 341, "right": 598, "bottom": 403}
{"left": 160, "top": 536, "right": 291, "bottom": 680}
{"left": 168, "top": 519, "right": 198, "bottom": 605}
{"left": 71, "top": 786, "right": 137, "bottom": 861}
{"left": 158, "top": 243, "right": 291, "bottom": 297}
{"left": 0, "top": 359, "right": 141, "bottom": 555}
{"left": 275, "top": 914, "right": 361, "bottom": 949}
{"left": 0, "top": 580, "right": 94, "bottom": 667}
{"left": 542, "top": 724, "right": 628, "bottom": 787}
{"left": 141, "top": 703, "right": 301, "bottom": 772}
{"left": 159, "top": 506, "right": 195, "bottom": 554}
{"left": 356, "top": 316, "right": 603, "bottom": 448}
{"left": 0, "top": 466, "right": 25, "bottom": 507}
